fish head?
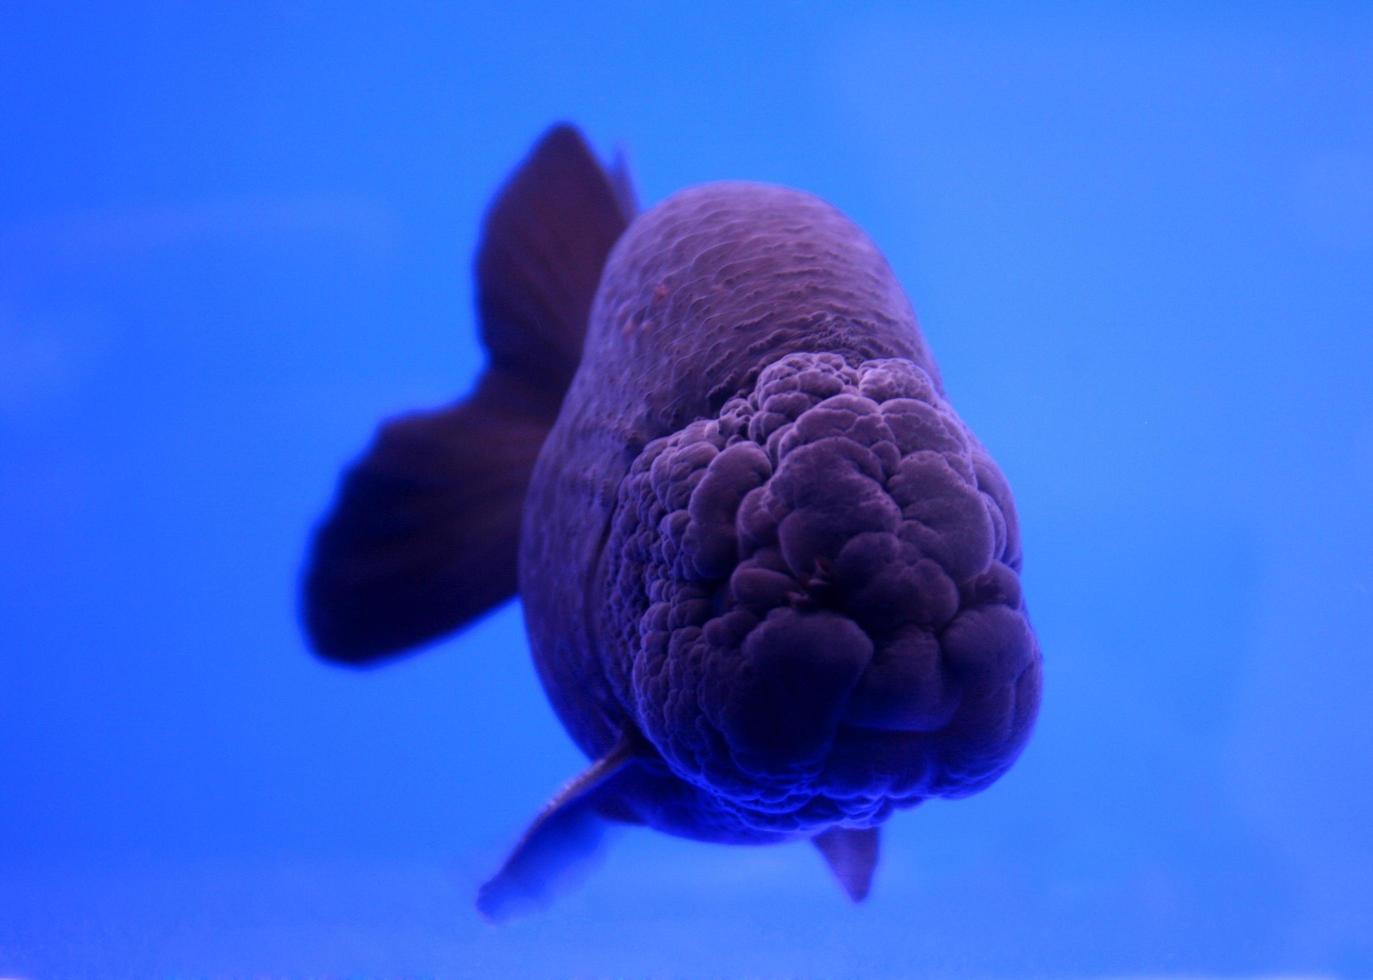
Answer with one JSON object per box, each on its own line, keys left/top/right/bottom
{"left": 602, "top": 351, "right": 1042, "bottom": 836}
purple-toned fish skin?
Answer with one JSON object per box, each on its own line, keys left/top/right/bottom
{"left": 521, "top": 182, "right": 1041, "bottom": 842}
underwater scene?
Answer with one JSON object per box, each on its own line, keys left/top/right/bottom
{"left": 3, "top": 4, "right": 1371, "bottom": 977}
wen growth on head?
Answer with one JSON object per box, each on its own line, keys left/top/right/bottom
{"left": 302, "top": 125, "right": 1042, "bottom": 920}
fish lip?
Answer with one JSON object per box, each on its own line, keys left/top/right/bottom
{"left": 835, "top": 717, "right": 948, "bottom": 737}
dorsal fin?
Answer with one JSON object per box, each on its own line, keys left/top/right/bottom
{"left": 476, "top": 123, "right": 636, "bottom": 394}
{"left": 477, "top": 736, "right": 640, "bottom": 922}
{"left": 302, "top": 125, "right": 635, "bottom": 663}
{"left": 813, "top": 826, "right": 880, "bottom": 902}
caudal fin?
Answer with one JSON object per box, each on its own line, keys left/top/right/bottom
{"left": 303, "top": 124, "right": 635, "bottom": 663}
{"left": 476, "top": 124, "right": 636, "bottom": 391}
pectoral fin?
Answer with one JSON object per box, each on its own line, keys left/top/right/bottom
{"left": 812, "top": 826, "right": 880, "bottom": 902}
{"left": 477, "top": 738, "right": 639, "bottom": 923}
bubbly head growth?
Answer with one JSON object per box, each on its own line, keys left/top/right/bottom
{"left": 604, "top": 352, "right": 1040, "bottom": 833}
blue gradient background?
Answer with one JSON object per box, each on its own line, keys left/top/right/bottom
{"left": 3, "top": 4, "right": 1372, "bottom": 976}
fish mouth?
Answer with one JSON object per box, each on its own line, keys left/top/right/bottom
{"left": 600, "top": 351, "right": 1041, "bottom": 831}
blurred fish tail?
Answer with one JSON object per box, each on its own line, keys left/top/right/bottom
{"left": 302, "top": 124, "right": 635, "bottom": 663}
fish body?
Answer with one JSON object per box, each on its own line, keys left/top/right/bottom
{"left": 303, "top": 126, "right": 1042, "bottom": 917}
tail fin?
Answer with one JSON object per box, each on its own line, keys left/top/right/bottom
{"left": 477, "top": 125, "right": 636, "bottom": 391}
{"left": 303, "top": 125, "right": 635, "bottom": 663}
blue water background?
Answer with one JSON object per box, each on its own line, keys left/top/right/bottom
{"left": 3, "top": 4, "right": 1372, "bottom": 976}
